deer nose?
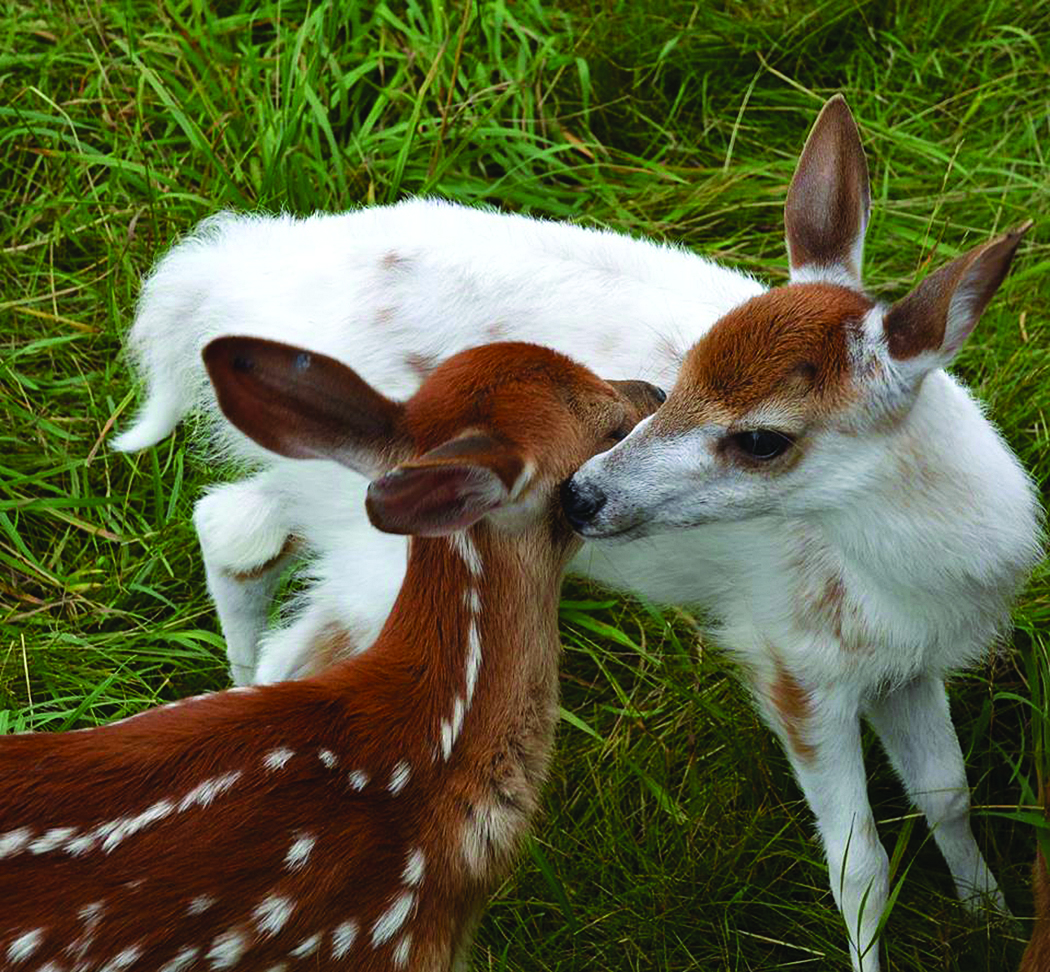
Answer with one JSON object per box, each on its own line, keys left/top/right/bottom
{"left": 560, "top": 478, "right": 607, "bottom": 529}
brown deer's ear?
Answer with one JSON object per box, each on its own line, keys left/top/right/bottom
{"left": 203, "top": 336, "right": 408, "bottom": 477}
{"left": 785, "top": 94, "right": 871, "bottom": 288}
{"left": 884, "top": 223, "right": 1031, "bottom": 368}
{"left": 366, "top": 433, "right": 526, "bottom": 536}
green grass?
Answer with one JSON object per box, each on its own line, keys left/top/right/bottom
{"left": 2, "top": 0, "right": 1048, "bottom": 968}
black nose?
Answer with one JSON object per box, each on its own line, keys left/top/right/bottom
{"left": 560, "top": 478, "right": 607, "bottom": 529}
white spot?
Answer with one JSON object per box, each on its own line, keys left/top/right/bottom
{"left": 331, "top": 920, "right": 358, "bottom": 959}
{"left": 0, "top": 827, "right": 32, "bottom": 859}
{"left": 318, "top": 749, "right": 338, "bottom": 769}
{"left": 187, "top": 895, "right": 216, "bottom": 916}
{"left": 463, "top": 587, "right": 481, "bottom": 614}
{"left": 348, "top": 770, "right": 369, "bottom": 791}
{"left": 402, "top": 848, "right": 425, "bottom": 886}
{"left": 393, "top": 934, "right": 412, "bottom": 969}
{"left": 451, "top": 696, "right": 465, "bottom": 743}
{"left": 178, "top": 770, "right": 243, "bottom": 813}
{"left": 449, "top": 531, "right": 482, "bottom": 576}
{"left": 29, "top": 827, "right": 77, "bottom": 854}
{"left": 6, "top": 928, "right": 43, "bottom": 963}
{"left": 263, "top": 748, "right": 295, "bottom": 772}
{"left": 102, "top": 798, "right": 175, "bottom": 853}
{"left": 460, "top": 801, "right": 521, "bottom": 874}
{"left": 440, "top": 720, "right": 453, "bottom": 761}
{"left": 159, "top": 946, "right": 200, "bottom": 972}
{"left": 289, "top": 934, "right": 320, "bottom": 959}
{"left": 465, "top": 620, "right": 482, "bottom": 705}
{"left": 99, "top": 945, "right": 142, "bottom": 971}
{"left": 253, "top": 894, "right": 294, "bottom": 937}
{"left": 263, "top": 966, "right": 287, "bottom": 972}
{"left": 370, "top": 891, "right": 415, "bottom": 946}
{"left": 78, "top": 902, "right": 104, "bottom": 924}
{"left": 285, "top": 832, "right": 316, "bottom": 871}
{"left": 207, "top": 928, "right": 247, "bottom": 969}
{"left": 36, "top": 963, "right": 63, "bottom": 972}
{"left": 388, "top": 761, "right": 411, "bottom": 795}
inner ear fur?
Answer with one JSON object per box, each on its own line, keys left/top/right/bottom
{"left": 884, "top": 223, "right": 1031, "bottom": 361}
{"left": 366, "top": 432, "right": 526, "bottom": 536}
{"left": 785, "top": 94, "right": 871, "bottom": 285}
{"left": 203, "top": 336, "right": 408, "bottom": 476}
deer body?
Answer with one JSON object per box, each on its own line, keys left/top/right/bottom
{"left": 5, "top": 341, "right": 659, "bottom": 971}
{"left": 114, "top": 99, "right": 1041, "bottom": 971}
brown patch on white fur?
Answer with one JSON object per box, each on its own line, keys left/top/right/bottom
{"left": 652, "top": 284, "right": 873, "bottom": 435}
{"left": 381, "top": 250, "right": 411, "bottom": 272}
{"left": 406, "top": 352, "right": 438, "bottom": 381}
{"left": 768, "top": 660, "right": 816, "bottom": 763}
{"left": 303, "top": 622, "right": 360, "bottom": 674}
{"left": 229, "top": 535, "right": 301, "bottom": 582}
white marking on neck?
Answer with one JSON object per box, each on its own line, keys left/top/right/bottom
{"left": 6, "top": 928, "right": 43, "bottom": 963}
{"left": 99, "top": 944, "right": 142, "bottom": 971}
{"left": 451, "top": 696, "right": 465, "bottom": 742}
{"left": 388, "top": 761, "right": 411, "bottom": 795}
{"left": 263, "top": 747, "right": 295, "bottom": 771}
{"left": 370, "top": 891, "right": 415, "bottom": 946}
{"left": 402, "top": 848, "right": 425, "bottom": 886}
{"left": 188, "top": 895, "right": 216, "bottom": 916}
{"left": 29, "top": 826, "right": 77, "bottom": 854}
{"left": 440, "top": 720, "right": 453, "bottom": 761}
{"left": 289, "top": 934, "right": 321, "bottom": 959}
{"left": 207, "top": 928, "right": 247, "bottom": 969}
{"left": 318, "top": 748, "right": 338, "bottom": 769}
{"left": 393, "top": 934, "right": 413, "bottom": 969}
{"left": 0, "top": 827, "right": 32, "bottom": 859}
{"left": 285, "top": 831, "right": 316, "bottom": 871}
{"left": 331, "top": 920, "right": 359, "bottom": 959}
{"left": 348, "top": 769, "right": 370, "bottom": 791}
{"left": 253, "top": 894, "right": 294, "bottom": 937}
{"left": 465, "top": 619, "right": 482, "bottom": 705}
{"left": 449, "top": 531, "right": 483, "bottom": 577}
{"left": 159, "top": 946, "right": 201, "bottom": 972}
{"left": 464, "top": 587, "right": 481, "bottom": 615}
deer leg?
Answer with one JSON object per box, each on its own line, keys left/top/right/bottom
{"left": 865, "top": 674, "right": 1007, "bottom": 915}
{"left": 193, "top": 473, "right": 297, "bottom": 685}
{"left": 755, "top": 671, "right": 887, "bottom": 972}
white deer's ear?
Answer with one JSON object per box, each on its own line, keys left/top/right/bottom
{"left": 203, "top": 336, "right": 409, "bottom": 477}
{"left": 883, "top": 223, "right": 1030, "bottom": 379}
{"left": 785, "top": 95, "right": 871, "bottom": 289}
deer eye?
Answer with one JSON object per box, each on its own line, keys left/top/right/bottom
{"left": 608, "top": 425, "right": 629, "bottom": 442}
{"left": 731, "top": 430, "right": 793, "bottom": 460}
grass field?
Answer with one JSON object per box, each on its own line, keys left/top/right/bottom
{"left": 2, "top": 1, "right": 1048, "bottom": 969}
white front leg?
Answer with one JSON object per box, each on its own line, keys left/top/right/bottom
{"left": 864, "top": 674, "right": 1007, "bottom": 914}
{"left": 755, "top": 673, "right": 887, "bottom": 972}
{"left": 193, "top": 474, "right": 296, "bottom": 684}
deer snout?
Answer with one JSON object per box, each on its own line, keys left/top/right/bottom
{"left": 560, "top": 478, "right": 607, "bottom": 529}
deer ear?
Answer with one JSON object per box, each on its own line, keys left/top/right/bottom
{"left": 785, "top": 95, "right": 871, "bottom": 288}
{"left": 203, "top": 336, "right": 408, "bottom": 477}
{"left": 366, "top": 433, "right": 526, "bottom": 536}
{"left": 883, "top": 223, "right": 1031, "bottom": 376}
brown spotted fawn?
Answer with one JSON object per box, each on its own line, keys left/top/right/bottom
{"left": 0, "top": 338, "right": 662, "bottom": 972}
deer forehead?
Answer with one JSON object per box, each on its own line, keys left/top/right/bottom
{"left": 659, "top": 284, "right": 875, "bottom": 430}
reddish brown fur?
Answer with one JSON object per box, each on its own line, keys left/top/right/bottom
{"left": 0, "top": 343, "right": 659, "bottom": 971}
{"left": 658, "top": 284, "right": 872, "bottom": 431}
{"left": 769, "top": 660, "right": 816, "bottom": 763}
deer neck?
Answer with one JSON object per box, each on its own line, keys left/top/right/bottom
{"left": 368, "top": 520, "right": 575, "bottom": 769}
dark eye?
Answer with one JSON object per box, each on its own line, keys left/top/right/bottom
{"left": 652, "top": 386, "right": 667, "bottom": 403}
{"left": 608, "top": 425, "right": 629, "bottom": 442}
{"left": 731, "top": 430, "right": 793, "bottom": 460}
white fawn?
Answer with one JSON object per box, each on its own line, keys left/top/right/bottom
{"left": 114, "top": 96, "right": 1042, "bottom": 970}
{"left": 1, "top": 338, "right": 661, "bottom": 971}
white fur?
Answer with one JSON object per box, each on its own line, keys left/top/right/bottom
{"left": 116, "top": 193, "right": 1038, "bottom": 970}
